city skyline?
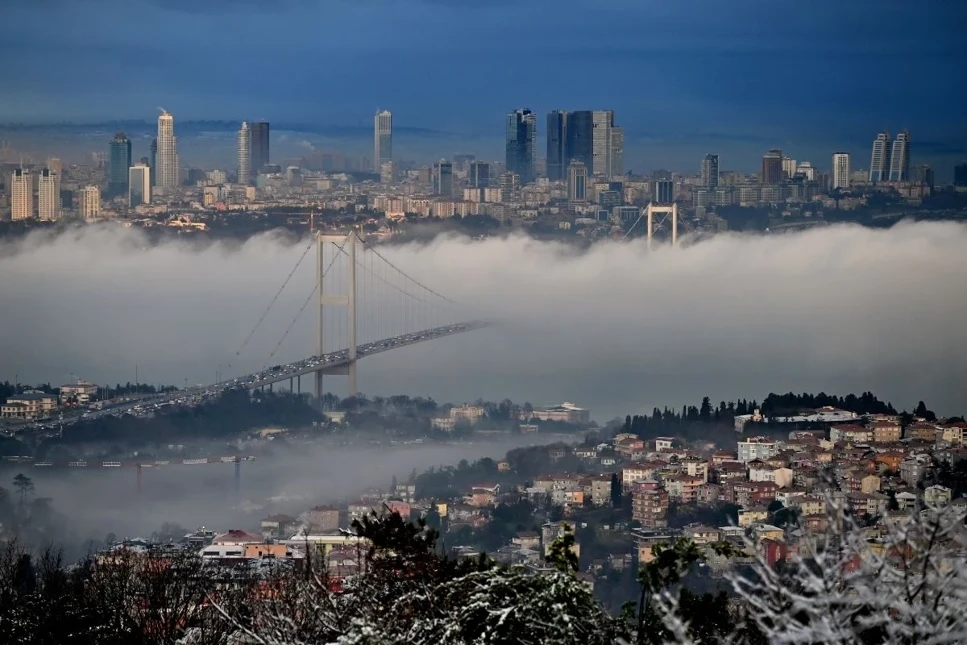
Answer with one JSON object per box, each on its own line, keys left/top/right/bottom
{"left": 0, "top": 3, "right": 963, "bottom": 155}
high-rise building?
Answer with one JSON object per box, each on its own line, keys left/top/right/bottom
{"left": 237, "top": 121, "right": 251, "bottom": 185}
{"left": 150, "top": 139, "right": 157, "bottom": 186}
{"left": 108, "top": 132, "right": 132, "bottom": 197}
{"left": 250, "top": 121, "right": 270, "bottom": 172}
{"left": 610, "top": 126, "right": 624, "bottom": 177}
{"left": 701, "top": 154, "right": 719, "bottom": 188}
{"left": 469, "top": 161, "right": 491, "bottom": 188}
{"left": 889, "top": 131, "right": 910, "bottom": 182}
{"left": 156, "top": 110, "right": 179, "bottom": 189}
{"left": 80, "top": 186, "right": 101, "bottom": 221}
{"left": 591, "top": 110, "right": 615, "bottom": 177}
{"left": 432, "top": 160, "right": 453, "bottom": 197}
{"left": 505, "top": 109, "right": 536, "bottom": 185}
{"left": 379, "top": 161, "right": 394, "bottom": 184}
{"left": 499, "top": 171, "right": 519, "bottom": 202}
{"left": 37, "top": 168, "right": 59, "bottom": 221}
{"left": 374, "top": 110, "right": 392, "bottom": 170}
{"left": 129, "top": 163, "right": 151, "bottom": 207}
{"left": 564, "top": 111, "right": 593, "bottom": 172}
{"left": 955, "top": 162, "right": 967, "bottom": 187}
{"left": 869, "top": 132, "right": 891, "bottom": 183}
{"left": 832, "top": 153, "right": 851, "bottom": 190}
{"left": 761, "top": 149, "right": 783, "bottom": 184}
{"left": 546, "top": 111, "right": 568, "bottom": 181}
{"left": 914, "top": 164, "right": 934, "bottom": 187}
{"left": 567, "top": 160, "right": 587, "bottom": 203}
{"left": 654, "top": 180, "right": 674, "bottom": 204}
{"left": 781, "top": 157, "right": 797, "bottom": 180}
{"left": 10, "top": 168, "right": 32, "bottom": 220}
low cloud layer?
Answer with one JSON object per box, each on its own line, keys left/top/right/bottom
{"left": 1, "top": 222, "right": 966, "bottom": 420}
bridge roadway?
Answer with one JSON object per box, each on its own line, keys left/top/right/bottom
{"left": 22, "top": 320, "right": 491, "bottom": 430}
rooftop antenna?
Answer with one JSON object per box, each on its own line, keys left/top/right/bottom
{"left": 158, "top": 106, "right": 168, "bottom": 115}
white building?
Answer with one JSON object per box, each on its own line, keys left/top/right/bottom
{"left": 737, "top": 437, "right": 780, "bottom": 462}
{"left": 782, "top": 156, "right": 798, "bottom": 179}
{"left": 869, "top": 132, "right": 891, "bottom": 183}
{"left": 832, "top": 153, "right": 851, "bottom": 190}
{"left": 156, "top": 110, "right": 179, "bottom": 188}
{"left": 889, "top": 131, "right": 910, "bottom": 182}
{"left": 80, "top": 185, "right": 101, "bottom": 221}
{"left": 37, "top": 168, "right": 59, "bottom": 221}
{"left": 10, "top": 168, "right": 32, "bottom": 220}
{"left": 129, "top": 163, "right": 151, "bottom": 207}
{"left": 591, "top": 110, "right": 616, "bottom": 178}
{"left": 237, "top": 121, "right": 251, "bottom": 185}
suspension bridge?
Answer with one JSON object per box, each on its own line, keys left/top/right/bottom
{"left": 36, "top": 229, "right": 490, "bottom": 428}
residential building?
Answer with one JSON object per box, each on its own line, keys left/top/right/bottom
{"left": 830, "top": 424, "right": 873, "bottom": 444}
{"left": 664, "top": 475, "right": 703, "bottom": 504}
{"left": 251, "top": 121, "right": 270, "bottom": 172}
{"left": 567, "top": 160, "right": 587, "bottom": 203}
{"left": 738, "top": 437, "right": 780, "bottom": 462}
{"left": 506, "top": 108, "right": 536, "bottom": 184}
{"left": 374, "top": 110, "right": 392, "bottom": 170}
{"left": 591, "top": 110, "right": 617, "bottom": 177}
{"left": 701, "top": 154, "right": 719, "bottom": 188}
{"left": 900, "top": 456, "right": 930, "bottom": 487}
{"left": 10, "top": 168, "right": 32, "bottom": 220}
{"left": 632, "top": 482, "right": 669, "bottom": 529}
{"left": 924, "top": 485, "right": 952, "bottom": 507}
{"left": 832, "top": 152, "right": 851, "bottom": 190}
{"left": 546, "top": 110, "right": 568, "bottom": 181}
{"left": 108, "top": 132, "right": 132, "bottom": 197}
{"left": 521, "top": 402, "right": 590, "bottom": 425}
{"left": 468, "top": 483, "right": 500, "bottom": 507}
{"left": 156, "top": 110, "right": 179, "bottom": 189}
{"left": 782, "top": 156, "right": 797, "bottom": 179}
{"left": 37, "top": 168, "right": 58, "bottom": 221}
{"left": 761, "top": 149, "right": 783, "bottom": 184}
{"left": 889, "top": 131, "right": 910, "bottom": 182}
{"left": 541, "top": 521, "right": 579, "bottom": 559}
{"left": 80, "top": 186, "right": 101, "bottom": 221}
{"left": 869, "top": 421, "right": 902, "bottom": 443}
{"left": 1, "top": 392, "right": 58, "bottom": 420}
{"left": 304, "top": 506, "right": 341, "bottom": 532}
{"left": 129, "top": 163, "right": 151, "bottom": 207}
{"left": 869, "top": 132, "right": 891, "bottom": 183}
{"left": 450, "top": 404, "right": 484, "bottom": 424}
{"left": 237, "top": 121, "right": 251, "bottom": 185}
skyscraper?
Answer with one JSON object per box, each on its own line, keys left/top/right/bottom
{"left": 108, "top": 132, "right": 132, "bottom": 197}
{"left": 869, "top": 132, "right": 891, "bottom": 183}
{"left": 80, "top": 186, "right": 101, "bottom": 221}
{"left": 889, "top": 131, "right": 910, "bottom": 181}
{"left": 505, "top": 109, "right": 537, "bottom": 185}
{"left": 10, "top": 168, "right": 31, "bottom": 221}
{"left": 914, "top": 164, "right": 934, "bottom": 187}
{"left": 832, "top": 153, "right": 851, "bottom": 190}
{"left": 654, "top": 180, "right": 674, "bottom": 204}
{"left": 701, "top": 154, "right": 719, "bottom": 188}
{"left": 129, "top": 163, "right": 151, "bottom": 207}
{"left": 150, "top": 138, "right": 157, "bottom": 186}
{"left": 546, "top": 110, "right": 568, "bottom": 181}
{"left": 374, "top": 110, "right": 392, "bottom": 170}
{"left": 156, "top": 110, "right": 179, "bottom": 189}
{"left": 567, "top": 160, "right": 587, "bottom": 203}
{"left": 591, "top": 110, "right": 615, "bottom": 177}
{"left": 610, "top": 126, "right": 624, "bottom": 177}
{"left": 761, "top": 149, "right": 783, "bottom": 184}
{"left": 237, "top": 121, "right": 251, "bottom": 185}
{"left": 250, "top": 121, "right": 270, "bottom": 172}
{"left": 955, "top": 162, "right": 967, "bottom": 187}
{"left": 432, "top": 160, "right": 453, "bottom": 197}
{"left": 37, "top": 168, "right": 58, "bottom": 221}
{"left": 564, "top": 111, "right": 593, "bottom": 171}
{"left": 469, "top": 161, "right": 491, "bottom": 188}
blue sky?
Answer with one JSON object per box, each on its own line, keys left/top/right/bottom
{"left": 2, "top": 0, "right": 965, "bottom": 171}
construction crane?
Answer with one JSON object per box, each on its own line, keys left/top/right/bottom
{"left": 0, "top": 455, "right": 256, "bottom": 497}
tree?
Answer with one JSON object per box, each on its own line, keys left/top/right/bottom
{"left": 611, "top": 472, "right": 623, "bottom": 508}
{"left": 546, "top": 526, "right": 579, "bottom": 574}
{"left": 12, "top": 474, "right": 33, "bottom": 509}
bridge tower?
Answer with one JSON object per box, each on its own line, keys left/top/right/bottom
{"left": 645, "top": 202, "right": 679, "bottom": 248}
{"left": 315, "top": 230, "right": 358, "bottom": 401}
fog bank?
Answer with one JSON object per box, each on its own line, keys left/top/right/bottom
{"left": 1, "top": 222, "right": 965, "bottom": 419}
